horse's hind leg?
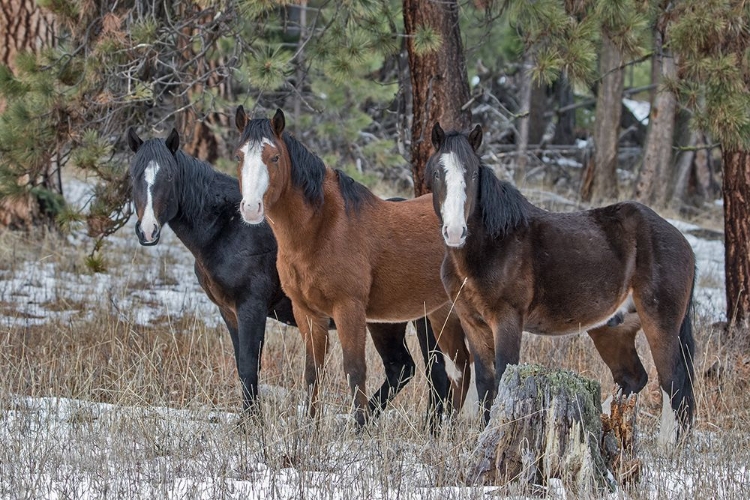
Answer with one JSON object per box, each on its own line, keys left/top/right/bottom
{"left": 414, "top": 318, "right": 449, "bottom": 430}
{"left": 367, "top": 322, "right": 416, "bottom": 417}
{"left": 427, "top": 306, "right": 471, "bottom": 415}
{"left": 588, "top": 315, "right": 648, "bottom": 396}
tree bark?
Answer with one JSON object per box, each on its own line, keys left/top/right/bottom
{"left": 581, "top": 35, "right": 624, "bottom": 203}
{"left": 0, "top": 0, "right": 56, "bottom": 230}
{"left": 722, "top": 150, "right": 750, "bottom": 326}
{"left": 472, "top": 364, "right": 629, "bottom": 492}
{"left": 403, "top": 0, "right": 471, "bottom": 197}
{"left": 634, "top": 28, "right": 677, "bottom": 208}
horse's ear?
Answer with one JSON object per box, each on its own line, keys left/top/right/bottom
{"left": 272, "top": 108, "right": 285, "bottom": 137}
{"left": 235, "top": 105, "right": 248, "bottom": 132}
{"left": 127, "top": 127, "right": 143, "bottom": 153}
{"left": 431, "top": 122, "right": 445, "bottom": 150}
{"left": 468, "top": 124, "right": 483, "bottom": 151}
{"left": 165, "top": 128, "right": 179, "bottom": 155}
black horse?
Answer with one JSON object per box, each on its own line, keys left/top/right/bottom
{"left": 126, "top": 128, "right": 450, "bottom": 426}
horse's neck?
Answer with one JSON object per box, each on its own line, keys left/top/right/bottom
{"left": 168, "top": 169, "right": 231, "bottom": 252}
{"left": 266, "top": 171, "right": 334, "bottom": 251}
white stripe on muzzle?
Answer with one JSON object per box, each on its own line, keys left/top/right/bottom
{"left": 239, "top": 139, "right": 272, "bottom": 224}
{"left": 140, "top": 160, "right": 160, "bottom": 242}
{"left": 440, "top": 152, "right": 467, "bottom": 247}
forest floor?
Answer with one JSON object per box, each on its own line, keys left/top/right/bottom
{"left": 0, "top": 173, "right": 746, "bottom": 499}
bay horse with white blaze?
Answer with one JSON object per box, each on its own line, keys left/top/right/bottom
{"left": 233, "top": 108, "right": 472, "bottom": 426}
{"left": 127, "top": 128, "right": 453, "bottom": 426}
{"left": 426, "top": 123, "right": 696, "bottom": 435}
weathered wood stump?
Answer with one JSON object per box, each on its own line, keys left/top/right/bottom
{"left": 473, "top": 364, "right": 639, "bottom": 495}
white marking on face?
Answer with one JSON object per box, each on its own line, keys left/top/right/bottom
{"left": 141, "top": 160, "right": 160, "bottom": 241}
{"left": 239, "top": 138, "right": 273, "bottom": 224}
{"left": 440, "top": 152, "right": 468, "bottom": 247}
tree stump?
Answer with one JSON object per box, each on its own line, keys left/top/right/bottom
{"left": 472, "top": 364, "right": 637, "bottom": 495}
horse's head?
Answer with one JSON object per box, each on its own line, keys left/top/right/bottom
{"left": 234, "top": 106, "right": 290, "bottom": 225}
{"left": 127, "top": 127, "right": 181, "bottom": 246}
{"left": 426, "top": 122, "right": 483, "bottom": 248}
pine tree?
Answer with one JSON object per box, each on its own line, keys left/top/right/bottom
{"left": 670, "top": 0, "right": 750, "bottom": 326}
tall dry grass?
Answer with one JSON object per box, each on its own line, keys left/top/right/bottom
{"left": 1, "top": 229, "right": 749, "bottom": 499}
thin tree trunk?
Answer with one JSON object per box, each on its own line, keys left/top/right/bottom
{"left": 670, "top": 129, "right": 700, "bottom": 209}
{"left": 552, "top": 76, "right": 576, "bottom": 145}
{"left": 293, "top": 1, "right": 307, "bottom": 136}
{"left": 722, "top": 150, "right": 750, "bottom": 326}
{"left": 635, "top": 29, "right": 677, "bottom": 208}
{"left": 515, "top": 53, "right": 547, "bottom": 185}
{"left": 403, "top": 0, "right": 471, "bottom": 197}
{"left": 581, "top": 35, "right": 624, "bottom": 203}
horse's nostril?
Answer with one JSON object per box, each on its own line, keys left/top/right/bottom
{"left": 257, "top": 202, "right": 262, "bottom": 213}
{"left": 461, "top": 226, "right": 467, "bottom": 239}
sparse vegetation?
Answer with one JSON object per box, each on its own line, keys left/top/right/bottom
{"left": 0, "top": 221, "right": 748, "bottom": 499}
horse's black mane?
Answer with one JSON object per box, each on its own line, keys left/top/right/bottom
{"left": 241, "top": 118, "right": 376, "bottom": 214}
{"left": 478, "top": 164, "right": 530, "bottom": 239}
{"left": 241, "top": 118, "right": 325, "bottom": 209}
{"left": 437, "top": 130, "right": 530, "bottom": 238}
{"left": 335, "top": 169, "right": 377, "bottom": 215}
{"left": 132, "top": 138, "right": 238, "bottom": 222}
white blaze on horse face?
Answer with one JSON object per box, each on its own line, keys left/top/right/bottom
{"left": 440, "top": 152, "right": 468, "bottom": 247}
{"left": 239, "top": 139, "right": 273, "bottom": 224}
{"left": 140, "top": 160, "right": 160, "bottom": 242}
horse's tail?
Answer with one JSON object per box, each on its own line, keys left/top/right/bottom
{"left": 674, "top": 272, "right": 696, "bottom": 431}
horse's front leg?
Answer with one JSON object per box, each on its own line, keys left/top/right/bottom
{"left": 235, "top": 297, "right": 270, "bottom": 413}
{"left": 291, "top": 303, "right": 331, "bottom": 419}
{"left": 332, "top": 301, "right": 369, "bottom": 427}
{"left": 486, "top": 305, "right": 523, "bottom": 393}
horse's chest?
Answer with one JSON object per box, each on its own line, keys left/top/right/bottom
{"left": 278, "top": 257, "right": 332, "bottom": 310}
{"left": 194, "top": 262, "right": 234, "bottom": 311}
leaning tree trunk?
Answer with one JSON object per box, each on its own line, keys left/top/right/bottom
{"left": 403, "top": 0, "right": 471, "bottom": 197}
{"left": 634, "top": 27, "right": 677, "bottom": 208}
{"left": 0, "top": 0, "right": 57, "bottom": 230}
{"left": 473, "top": 364, "right": 639, "bottom": 494}
{"left": 722, "top": 150, "right": 750, "bottom": 326}
{"left": 581, "top": 35, "right": 624, "bottom": 203}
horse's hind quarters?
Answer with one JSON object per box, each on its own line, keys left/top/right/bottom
{"left": 135, "top": 218, "right": 160, "bottom": 245}
{"left": 239, "top": 198, "right": 265, "bottom": 224}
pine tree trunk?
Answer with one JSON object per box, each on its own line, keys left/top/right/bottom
{"left": 552, "top": 76, "right": 576, "bottom": 145}
{"left": 581, "top": 35, "right": 624, "bottom": 203}
{"left": 634, "top": 30, "right": 676, "bottom": 208}
{"left": 403, "top": 0, "right": 471, "bottom": 197}
{"left": 0, "top": 0, "right": 56, "bottom": 230}
{"left": 722, "top": 150, "right": 750, "bottom": 326}
{"left": 515, "top": 53, "right": 547, "bottom": 184}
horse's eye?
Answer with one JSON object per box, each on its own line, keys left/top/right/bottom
{"left": 272, "top": 155, "right": 280, "bottom": 163}
{"left": 234, "top": 155, "right": 240, "bottom": 162}
{"left": 472, "top": 171, "right": 478, "bottom": 180}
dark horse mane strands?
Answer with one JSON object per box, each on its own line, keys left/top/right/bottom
{"left": 335, "top": 169, "right": 377, "bottom": 215}
{"left": 477, "top": 165, "right": 531, "bottom": 239}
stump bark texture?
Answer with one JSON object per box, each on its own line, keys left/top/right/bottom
{"left": 472, "top": 364, "right": 618, "bottom": 494}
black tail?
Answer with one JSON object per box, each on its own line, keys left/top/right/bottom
{"left": 674, "top": 275, "right": 696, "bottom": 431}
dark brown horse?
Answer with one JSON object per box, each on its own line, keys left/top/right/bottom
{"left": 426, "top": 123, "right": 696, "bottom": 436}
{"left": 233, "top": 108, "right": 471, "bottom": 426}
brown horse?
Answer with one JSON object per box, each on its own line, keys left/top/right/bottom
{"left": 426, "top": 123, "right": 696, "bottom": 436}
{"left": 232, "top": 108, "right": 471, "bottom": 426}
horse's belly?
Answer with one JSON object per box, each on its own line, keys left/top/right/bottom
{"left": 525, "top": 291, "right": 636, "bottom": 335}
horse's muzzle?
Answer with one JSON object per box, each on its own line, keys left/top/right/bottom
{"left": 135, "top": 220, "right": 161, "bottom": 246}
{"left": 443, "top": 224, "right": 467, "bottom": 248}
{"left": 240, "top": 199, "right": 265, "bottom": 225}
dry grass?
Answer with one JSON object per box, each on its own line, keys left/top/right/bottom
{"left": 0, "top": 229, "right": 749, "bottom": 499}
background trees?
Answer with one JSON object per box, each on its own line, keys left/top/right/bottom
{"left": 0, "top": 0, "right": 744, "bottom": 325}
